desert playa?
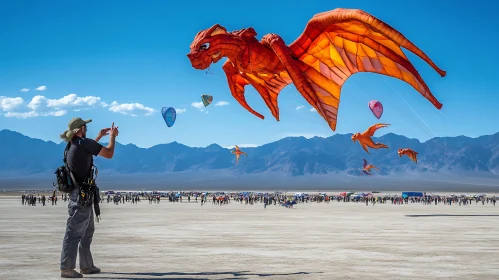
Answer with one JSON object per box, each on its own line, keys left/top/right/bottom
{"left": 1, "top": 192, "right": 498, "bottom": 280}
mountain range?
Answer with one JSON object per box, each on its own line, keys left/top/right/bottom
{"left": 1, "top": 129, "right": 499, "bottom": 191}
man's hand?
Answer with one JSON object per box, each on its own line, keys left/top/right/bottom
{"left": 98, "top": 122, "right": 118, "bottom": 158}
{"left": 98, "top": 128, "right": 111, "bottom": 137}
{"left": 110, "top": 126, "right": 119, "bottom": 137}
{"left": 95, "top": 128, "right": 111, "bottom": 142}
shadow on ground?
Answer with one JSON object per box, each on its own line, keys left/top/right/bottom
{"left": 406, "top": 214, "right": 499, "bottom": 217}
{"left": 91, "top": 271, "right": 323, "bottom": 279}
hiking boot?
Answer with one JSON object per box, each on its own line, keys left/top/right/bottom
{"left": 61, "top": 269, "right": 83, "bottom": 278}
{"left": 80, "top": 266, "right": 101, "bottom": 274}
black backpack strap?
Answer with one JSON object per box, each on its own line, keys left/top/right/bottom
{"left": 63, "top": 141, "right": 82, "bottom": 189}
{"left": 63, "top": 141, "right": 71, "bottom": 164}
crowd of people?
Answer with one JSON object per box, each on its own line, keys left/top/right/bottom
{"left": 21, "top": 193, "right": 64, "bottom": 206}
{"left": 20, "top": 190, "right": 497, "bottom": 208}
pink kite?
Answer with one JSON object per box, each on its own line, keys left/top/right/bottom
{"left": 368, "top": 100, "right": 383, "bottom": 119}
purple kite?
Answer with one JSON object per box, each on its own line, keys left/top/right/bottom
{"left": 368, "top": 100, "right": 383, "bottom": 119}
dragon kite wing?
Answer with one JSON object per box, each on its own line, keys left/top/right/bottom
{"left": 288, "top": 8, "right": 445, "bottom": 131}
{"left": 363, "top": 159, "right": 367, "bottom": 169}
{"left": 363, "top": 123, "right": 390, "bottom": 137}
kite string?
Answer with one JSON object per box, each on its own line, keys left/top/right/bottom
{"left": 380, "top": 79, "right": 437, "bottom": 136}
{"left": 379, "top": 77, "right": 449, "bottom": 158}
{"left": 205, "top": 67, "right": 223, "bottom": 79}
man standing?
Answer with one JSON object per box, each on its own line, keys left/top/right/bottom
{"left": 59, "top": 117, "right": 119, "bottom": 278}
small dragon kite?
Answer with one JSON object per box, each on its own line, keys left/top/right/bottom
{"left": 352, "top": 123, "right": 390, "bottom": 154}
{"left": 231, "top": 145, "right": 248, "bottom": 164}
{"left": 398, "top": 148, "right": 419, "bottom": 163}
{"left": 187, "top": 8, "right": 445, "bottom": 131}
{"left": 361, "top": 158, "right": 379, "bottom": 175}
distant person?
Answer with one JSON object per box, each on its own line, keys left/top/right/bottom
{"left": 59, "top": 117, "right": 119, "bottom": 278}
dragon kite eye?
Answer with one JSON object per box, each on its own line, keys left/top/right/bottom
{"left": 199, "top": 42, "right": 210, "bottom": 50}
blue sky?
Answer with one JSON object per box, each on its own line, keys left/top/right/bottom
{"left": 0, "top": 0, "right": 498, "bottom": 148}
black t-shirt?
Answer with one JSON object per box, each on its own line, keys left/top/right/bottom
{"left": 67, "top": 137, "right": 103, "bottom": 183}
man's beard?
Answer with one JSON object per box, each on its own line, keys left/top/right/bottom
{"left": 82, "top": 132, "right": 86, "bottom": 138}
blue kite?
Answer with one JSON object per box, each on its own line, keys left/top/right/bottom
{"left": 161, "top": 107, "right": 176, "bottom": 127}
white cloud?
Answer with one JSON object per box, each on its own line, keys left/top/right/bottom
{"left": 1, "top": 92, "right": 156, "bottom": 119}
{"left": 20, "top": 88, "right": 30, "bottom": 92}
{"left": 214, "top": 101, "right": 229, "bottom": 106}
{"left": 0, "top": 96, "right": 24, "bottom": 111}
{"left": 176, "top": 108, "right": 186, "bottom": 114}
{"left": 225, "top": 144, "right": 259, "bottom": 149}
{"left": 310, "top": 108, "right": 317, "bottom": 112}
{"left": 5, "top": 110, "right": 66, "bottom": 119}
{"left": 35, "top": 85, "right": 47, "bottom": 91}
{"left": 108, "top": 101, "right": 155, "bottom": 116}
{"left": 191, "top": 101, "right": 209, "bottom": 112}
{"left": 27, "top": 94, "right": 101, "bottom": 111}
{"left": 2, "top": 94, "right": 68, "bottom": 119}
{"left": 73, "top": 108, "right": 92, "bottom": 112}
{"left": 296, "top": 105, "right": 304, "bottom": 110}
{"left": 48, "top": 94, "right": 100, "bottom": 108}
{"left": 191, "top": 102, "right": 204, "bottom": 109}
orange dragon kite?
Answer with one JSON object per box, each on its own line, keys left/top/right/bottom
{"left": 361, "top": 159, "right": 379, "bottom": 176}
{"left": 398, "top": 148, "right": 419, "bottom": 163}
{"left": 187, "top": 8, "right": 446, "bottom": 131}
{"left": 231, "top": 145, "right": 248, "bottom": 164}
{"left": 352, "top": 123, "right": 390, "bottom": 154}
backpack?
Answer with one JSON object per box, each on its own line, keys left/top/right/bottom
{"left": 53, "top": 141, "right": 78, "bottom": 193}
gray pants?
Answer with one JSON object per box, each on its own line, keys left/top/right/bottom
{"left": 60, "top": 188, "right": 95, "bottom": 270}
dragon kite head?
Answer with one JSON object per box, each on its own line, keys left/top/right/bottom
{"left": 187, "top": 24, "right": 257, "bottom": 70}
{"left": 187, "top": 24, "right": 230, "bottom": 70}
{"left": 397, "top": 149, "right": 403, "bottom": 156}
{"left": 351, "top": 133, "right": 361, "bottom": 143}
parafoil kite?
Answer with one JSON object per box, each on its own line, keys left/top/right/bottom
{"left": 161, "top": 107, "right": 176, "bottom": 127}
{"left": 201, "top": 94, "right": 213, "bottom": 107}
{"left": 352, "top": 124, "right": 390, "bottom": 154}
{"left": 187, "top": 8, "right": 446, "bottom": 132}
{"left": 231, "top": 145, "right": 248, "bottom": 164}
{"left": 368, "top": 100, "right": 383, "bottom": 119}
{"left": 398, "top": 148, "right": 419, "bottom": 163}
